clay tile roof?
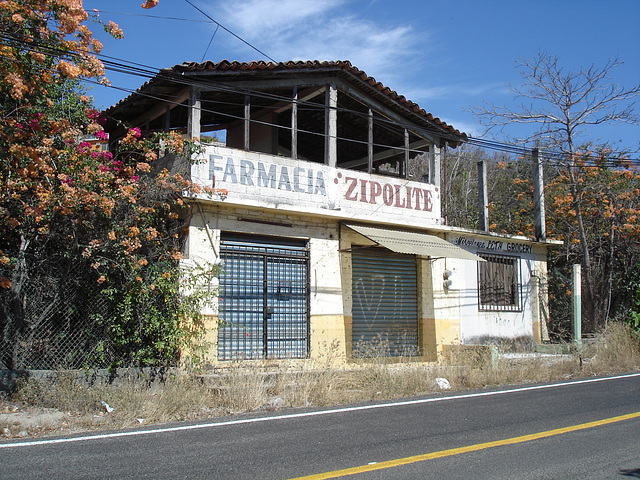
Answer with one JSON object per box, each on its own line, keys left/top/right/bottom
{"left": 166, "top": 60, "right": 466, "bottom": 140}
{"left": 106, "top": 60, "right": 466, "bottom": 143}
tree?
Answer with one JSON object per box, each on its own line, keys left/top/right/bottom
{"left": 443, "top": 145, "right": 532, "bottom": 234}
{"left": 472, "top": 52, "right": 640, "bottom": 331}
{"left": 0, "top": 1, "right": 220, "bottom": 369}
{"left": 547, "top": 149, "right": 640, "bottom": 332}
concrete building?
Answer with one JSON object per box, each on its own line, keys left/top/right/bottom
{"left": 105, "top": 60, "right": 556, "bottom": 363}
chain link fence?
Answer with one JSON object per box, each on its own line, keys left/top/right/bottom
{"left": 0, "top": 265, "right": 118, "bottom": 370}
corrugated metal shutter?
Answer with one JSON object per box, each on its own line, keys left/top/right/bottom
{"left": 351, "top": 247, "right": 418, "bottom": 356}
{"left": 218, "top": 234, "right": 310, "bottom": 360}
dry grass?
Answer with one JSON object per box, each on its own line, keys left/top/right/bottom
{"left": 581, "top": 322, "right": 640, "bottom": 374}
{"left": 3, "top": 322, "right": 639, "bottom": 439}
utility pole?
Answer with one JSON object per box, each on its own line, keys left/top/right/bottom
{"left": 532, "top": 147, "right": 546, "bottom": 240}
{"left": 477, "top": 160, "right": 489, "bottom": 231}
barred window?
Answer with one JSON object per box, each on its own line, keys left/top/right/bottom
{"left": 478, "top": 255, "right": 520, "bottom": 311}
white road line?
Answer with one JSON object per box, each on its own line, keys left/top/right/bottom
{"left": 2, "top": 372, "right": 639, "bottom": 449}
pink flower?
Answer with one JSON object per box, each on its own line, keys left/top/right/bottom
{"left": 76, "top": 142, "right": 92, "bottom": 152}
{"left": 130, "top": 127, "right": 141, "bottom": 138}
{"left": 95, "top": 130, "right": 108, "bottom": 140}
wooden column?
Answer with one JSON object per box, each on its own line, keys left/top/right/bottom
{"left": 244, "top": 94, "right": 250, "bottom": 151}
{"left": 291, "top": 86, "right": 298, "bottom": 160}
{"left": 325, "top": 83, "right": 337, "bottom": 167}
{"left": 164, "top": 105, "right": 171, "bottom": 133}
{"left": 431, "top": 143, "right": 441, "bottom": 188}
{"left": 367, "top": 108, "right": 373, "bottom": 174}
{"left": 404, "top": 128, "right": 410, "bottom": 179}
{"left": 187, "top": 87, "right": 201, "bottom": 140}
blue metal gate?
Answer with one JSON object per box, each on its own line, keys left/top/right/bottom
{"left": 218, "top": 234, "right": 310, "bottom": 360}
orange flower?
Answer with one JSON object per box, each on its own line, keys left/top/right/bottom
{"left": 107, "top": 21, "right": 124, "bottom": 39}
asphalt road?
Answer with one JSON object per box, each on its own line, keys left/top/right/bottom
{"left": 1, "top": 372, "right": 639, "bottom": 479}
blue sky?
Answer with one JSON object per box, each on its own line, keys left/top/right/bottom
{"left": 84, "top": 0, "right": 640, "bottom": 154}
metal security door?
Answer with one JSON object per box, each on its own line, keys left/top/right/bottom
{"left": 218, "top": 234, "right": 309, "bottom": 360}
{"left": 351, "top": 247, "right": 418, "bottom": 356}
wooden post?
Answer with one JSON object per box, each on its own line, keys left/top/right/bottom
{"left": 325, "top": 83, "right": 337, "bottom": 167}
{"left": 244, "top": 94, "right": 250, "bottom": 151}
{"left": 164, "top": 105, "right": 171, "bottom": 133}
{"left": 572, "top": 264, "right": 582, "bottom": 347}
{"left": 187, "top": 87, "right": 201, "bottom": 140}
{"left": 291, "top": 86, "right": 298, "bottom": 160}
{"left": 532, "top": 147, "right": 546, "bottom": 240}
{"left": 442, "top": 145, "right": 448, "bottom": 223}
{"left": 478, "top": 160, "right": 489, "bottom": 231}
{"left": 367, "top": 108, "right": 373, "bottom": 174}
{"left": 403, "top": 128, "right": 410, "bottom": 179}
{"left": 431, "top": 144, "right": 441, "bottom": 189}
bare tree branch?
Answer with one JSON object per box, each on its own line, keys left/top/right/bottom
{"left": 470, "top": 52, "right": 640, "bottom": 331}
{"left": 471, "top": 52, "right": 640, "bottom": 153}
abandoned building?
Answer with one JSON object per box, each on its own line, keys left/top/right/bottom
{"left": 104, "top": 60, "right": 557, "bottom": 363}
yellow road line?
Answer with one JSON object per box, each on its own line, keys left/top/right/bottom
{"left": 288, "top": 411, "right": 640, "bottom": 480}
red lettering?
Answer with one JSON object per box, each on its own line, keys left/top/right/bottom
{"left": 423, "top": 189, "right": 432, "bottom": 212}
{"left": 359, "top": 179, "right": 368, "bottom": 203}
{"left": 369, "top": 181, "right": 381, "bottom": 204}
{"left": 383, "top": 184, "right": 394, "bottom": 206}
{"left": 394, "top": 185, "right": 406, "bottom": 208}
{"left": 413, "top": 188, "right": 423, "bottom": 210}
{"left": 345, "top": 177, "right": 358, "bottom": 201}
{"left": 405, "top": 186, "right": 412, "bottom": 209}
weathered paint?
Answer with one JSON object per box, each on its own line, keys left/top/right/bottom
{"left": 183, "top": 149, "right": 553, "bottom": 365}
{"left": 190, "top": 145, "right": 442, "bottom": 226}
{"left": 309, "top": 315, "right": 347, "bottom": 364}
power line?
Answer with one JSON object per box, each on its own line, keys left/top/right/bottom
{"left": 182, "top": 0, "right": 278, "bottom": 64}
{"left": 1, "top": 30, "right": 638, "bottom": 167}
{"left": 86, "top": 10, "right": 211, "bottom": 23}
{"left": 75, "top": 6, "right": 640, "bottom": 163}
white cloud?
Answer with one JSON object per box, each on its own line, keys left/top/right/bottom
{"left": 215, "top": 0, "right": 346, "bottom": 39}
{"left": 206, "top": 0, "right": 421, "bottom": 83}
{"left": 409, "top": 82, "right": 505, "bottom": 101}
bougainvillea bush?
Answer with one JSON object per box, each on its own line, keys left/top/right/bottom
{"left": 0, "top": 1, "right": 221, "bottom": 369}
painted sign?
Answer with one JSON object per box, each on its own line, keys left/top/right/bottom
{"left": 191, "top": 145, "right": 441, "bottom": 224}
{"left": 451, "top": 236, "right": 533, "bottom": 255}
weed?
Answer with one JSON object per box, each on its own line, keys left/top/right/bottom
{"left": 6, "top": 322, "right": 639, "bottom": 438}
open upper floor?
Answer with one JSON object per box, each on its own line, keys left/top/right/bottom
{"left": 105, "top": 60, "right": 467, "bottom": 185}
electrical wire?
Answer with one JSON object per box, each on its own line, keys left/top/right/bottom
{"left": 182, "top": 0, "right": 278, "bottom": 64}
{"left": 86, "top": 10, "right": 211, "bottom": 23}
{"left": 76, "top": 5, "right": 640, "bottom": 164}
{"left": 1, "top": 29, "right": 638, "bottom": 168}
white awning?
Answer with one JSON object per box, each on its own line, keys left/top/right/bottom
{"left": 346, "top": 224, "right": 485, "bottom": 262}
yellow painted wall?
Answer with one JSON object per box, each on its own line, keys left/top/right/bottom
{"left": 180, "top": 314, "right": 219, "bottom": 364}
{"left": 310, "top": 314, "right": 348, "bottom": 364}
{"left": 186, "top": 205, "right": 551, "bottom": 367}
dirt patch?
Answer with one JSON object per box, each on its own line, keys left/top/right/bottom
{"left": 1, "top": 399, "right": 111, "bottom": 440}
